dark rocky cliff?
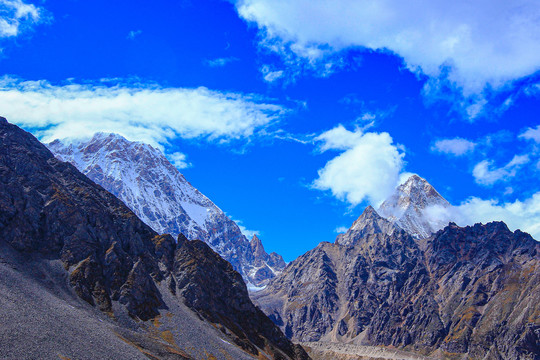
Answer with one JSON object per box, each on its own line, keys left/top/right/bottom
{"left": 0, "top": 118, "right": 308, "bottom": 360}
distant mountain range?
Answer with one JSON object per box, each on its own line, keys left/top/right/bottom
{"left": 0, "top": 118, "right": 308, "bottom": 360}
{"left": 254, "top": 176, "right": 540, "bottom": 359}
{"left": 1, "top": 117, "right": 538, "bottom": 360}
{"left": 49, "top": 133, "right": 285, "bottom": 289}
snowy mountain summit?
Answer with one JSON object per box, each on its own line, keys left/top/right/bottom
{"left": 48, "top": 133, "right": 285, "bottom": 288}
{"left": 378, "top": 174, "right": 453, "bottom": 239}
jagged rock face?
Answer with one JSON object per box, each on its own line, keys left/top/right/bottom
{"left": 255, "top": 207, "right": 423, "bottom": 343}
{"left": 378, "top": 174, "right": 452, "bottom": 239}
{"left": 0, "top": 119, "right": 161, "bottom": 321}
{"left": 254, "top": 205, "right": 540, "bottom": 359}
{"left": 424, "top": 222, "right": 540, "bottom": 359}
{"left": 335, "top": 205, "right": 402, "bottom": 246}
{"left": 173, "top": 238, "right": 309, "bottom": 360}
{"left": 48, "top": 133, "right": 285, "bottom": 288}
{"left": 249, "top": 235, "right": 287, "bottom": 284}
{"left": 0, "top": 119, "right": 308, "bottom": 360}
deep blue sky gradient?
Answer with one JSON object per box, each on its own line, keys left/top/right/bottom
{"left": 3, "top": 0, "right": 540, "bottom": 260}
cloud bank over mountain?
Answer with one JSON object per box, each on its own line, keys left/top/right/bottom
{"left": 0, "top": 77, "right": 287, "bottom": 148}
{"left": 236, "top": 0, "right": 540, "bottom": 95}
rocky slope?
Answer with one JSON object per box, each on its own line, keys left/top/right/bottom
{"left": 48, "top": 133, "right": 285, "bottom": 288}
{"left": 378, "top": 175, "right": 453, "bottom": 239}
{"left": 253, "top": 206, "right": 540, "bottom": 359}
{"left": 0, "top": 118, "right": 308, "bottom": 360}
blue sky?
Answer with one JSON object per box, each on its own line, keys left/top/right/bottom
{"left": 1, "top": 0, "right": 540, "bottom": 261}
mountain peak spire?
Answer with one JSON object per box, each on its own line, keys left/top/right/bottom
{"left": 378, "top": 174, "right": 452, "bottom": 239}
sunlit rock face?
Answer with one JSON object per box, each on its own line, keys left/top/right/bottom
{"left": 254, "top": 202, "right": 540, "bottom": 359}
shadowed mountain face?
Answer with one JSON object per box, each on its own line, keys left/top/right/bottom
{"left": 0, "top": 118, "right": 308, "bottom": 360}
{"left": 48, "top": 133, "right": 285, "bottom": 288}
{"left": 253, "top": 205, "right": 540, "bottom": 359}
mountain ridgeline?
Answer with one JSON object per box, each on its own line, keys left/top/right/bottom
{"left": 1, "top": 117, "right": 538, "bottom": 360}
{"left": 0, "top": 118, "right": 308, "bottom": 360}
{"left": 48, "top": 133, "right": 286, "bottom": 288}
{"left": 254, "top": 177, "right": 540, "bottom": 359}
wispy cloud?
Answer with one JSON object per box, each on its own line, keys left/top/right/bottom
{"left": 205, "top": 57, "right": 238, "bottom": 67}
{"left": 229, "top": 216, "right": 260, "bottom": 239}
{"left": 0, "top": 0, "right": 43, "bottom": 38}
{"left": 127, "top": 30, "right": 142, "bottom": 40}
{"left": 456, "top": 193, "right": 540, "bottom": 241}
{"left": 334, "top": 226, "right": 348, "bottom": 234}
{"left": 473, "top": 155, "right": 530, "bottom": 186}
{"left": 261, "top": 65, "right": 284, "bottom": 83}
{"left": 520, "top": 125, "right": 540, "bottom": 143}
{"left": 166, "top": 151, "right": 191, "bottom": 169}
{"left": 0, "top": 76, "right": 288, "bottom": 150}
{"left": 431, "top": 137, "right": 476, "bottom": 156}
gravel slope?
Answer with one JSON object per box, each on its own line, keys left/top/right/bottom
{"left": 0, "top": 242, "right": 259, "bottom": 360}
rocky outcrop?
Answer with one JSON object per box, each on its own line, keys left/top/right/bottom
{"left": 249, "top": 235, "right": 287, "bottom": 285}
{"left": 174, "top": 237, "right": 308, "bottom": 360}
{"left": 254, "top": 205, "right": 540, "bottom": 359}
{"left": 0, "top": 118, "right": 308, "bottom": 360}
{"left": 335, "top": 205, "right": 402, "bottom": 246}
{"left": 49, "top": 133, "right": 286, "bottom": 287}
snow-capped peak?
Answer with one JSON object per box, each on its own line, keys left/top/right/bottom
{"left": 378, "top": 174, "right": 453, "bottom": 239}
{"left": 48, "top": 134, "right": 285, "bottom": 288}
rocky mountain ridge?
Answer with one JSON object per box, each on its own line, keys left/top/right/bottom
{"left": 0, "top": 118, "right": 308, "bottom": 360}
{"left": 48, "top": 133, "right": 285, "bottom": 288}
{"left": 254, "top": 192, "right": 539, "bottom": 359}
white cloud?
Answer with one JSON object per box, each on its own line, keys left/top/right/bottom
{"left": 315, "top": 124, "right": 364, "bottom": 152}
{"left": 418, "top": 195, "right": 540, "bottom": 241}
{"left": 334, "top": 226, "right": 348, "bottom": 234}
{"left": 519, "top": 125, "right": 540, "bottom": 143}
{"left": 455, "top": 194, "right": 540, "bottom": 241}
{"left": 431, "top": 137, "right": 476, "bottom": 156}
{"left": 239, "top": 226, "right": 260, "bottom": 239}
{"left": 465, "top": 98, "right": 488, "bottom": 120}
{"left": 166, "top": 151, "right": 191, "bottom": 169}
{"left": 0, "top": 77, "right": 287, "bottom": 149}
{"left": 358, "top": 113, "right": 376, "bottom": 122}
{"left": 261, "top": 65, "right": 284, "bottom": 82}
{"left": 229, "top": 217, "right": 261, "bottom": 239}
{"left": 0, "top": 0, "right": 41, "bottom": 37}
{"left": 313, "top": 125, "right": 405, "bottom": 206}
{"left": 236, "top": 0, "right": 540, "bottom": 94}
{"left": 473, "top": 154, "right": 530, "bottom": 186}
{"left": 205, "top": 57, "right": 238, "bottom": 67}
{"left": 127, "top": 30, "right": 142, "bottom": 40}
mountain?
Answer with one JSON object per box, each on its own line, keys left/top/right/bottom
{"left": 335, "top": 205, "right": 402, "bottom": 246}
{"left": 48, "top": 133, "right": 285, "bottom": 288}
{"left": 378, "top": 174, "right": 453, "bottom": 239}
{"left": 253, "top": 206, "right": 540, "bottom": 359}
{"left": 0, "top": 118, "right": 308, "bottom": 360}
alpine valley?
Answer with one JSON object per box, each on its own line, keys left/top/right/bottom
{"left": 1, "top": 119, "right": 539, "bottom": 360}
{"left": 0, "top": 119, "right": 308, "bottom": 360}
{"left": 253, "top": 176, "right": 540, "bottom": 360}
{"left": 2, "top": 0, "right": 540, "bottom": 359}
